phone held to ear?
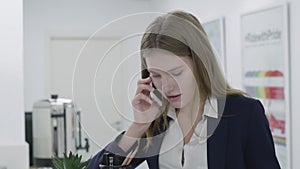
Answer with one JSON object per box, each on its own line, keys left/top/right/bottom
{"left": 150, "top": 89, "right": 163, "bottom": 107}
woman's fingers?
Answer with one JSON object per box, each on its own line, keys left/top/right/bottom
{"left": 132, "top": 93, "right": 153, "bottom": 106}
{"left": 137, "top": 76, "right": 152, "bottom": 84}
{"left": 121, "top": 151, "right": 132, "bottom": 166}
{"left": 135, "top": 84, "right": 154, "bottom": 95}
{"left": 131, "top": 77, "right": 162, "bottom": 124}
{"left": 124, "top": 145, "right": 139, "bottom": 165}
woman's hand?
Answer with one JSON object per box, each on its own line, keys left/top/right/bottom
{"left": 131, "top": 77, "right": 162, "bottom": 128}
{"left": 118, "top": 77, "right": 162, "bottom": 153}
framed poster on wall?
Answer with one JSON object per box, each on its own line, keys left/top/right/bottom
{"left": 203, "top": 17, "right": 226, "bottom": 75}
{"left": 241, "top": 3, "right": 290, "bottom": 169}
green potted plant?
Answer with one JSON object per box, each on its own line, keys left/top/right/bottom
{"left": 52, "top": 152, "right": 90, "bottom": 169}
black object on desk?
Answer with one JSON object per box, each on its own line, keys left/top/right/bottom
{"left": 99, "top": 153, "right": 131, "bottom": 169}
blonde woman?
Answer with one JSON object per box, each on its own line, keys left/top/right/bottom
{"left": 88, "top": 10, "right": 280, "bottom": 169}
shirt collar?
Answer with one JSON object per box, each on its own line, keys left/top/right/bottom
{"left": 204, "top": 97, "right": 218, "bottom": 118}
{"left": 167, "top": 97, "right": 219, "bottom": 120}
{"left": 167, "top": 107, "right": 177, "bottom": 120}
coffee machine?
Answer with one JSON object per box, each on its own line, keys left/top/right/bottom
{"left": 32, "top": 95, "right": 89, "bottom": 166}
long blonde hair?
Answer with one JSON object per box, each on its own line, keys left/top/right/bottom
{"left": 140, "top": 10, "right": 246, "bottom": 147}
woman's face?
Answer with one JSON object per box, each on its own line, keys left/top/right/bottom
{"left": 145, "top": 49, "right": 199, "bottom": 110}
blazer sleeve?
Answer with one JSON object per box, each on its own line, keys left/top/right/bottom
{"left": 244, "top": 100, "right": 281, "bottom": 169}
{"left": 87, "top": 131, "right": 145, "bottom": 169}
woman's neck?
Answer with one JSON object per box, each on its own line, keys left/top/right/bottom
{"left": 176, "top": 101, "right": 205, "bottom": 125}
{"left": 176, "top": 100, "right": 206, "bottom": 144}
{"left": 176, "top": 96, "right": 206, "bottom": 122}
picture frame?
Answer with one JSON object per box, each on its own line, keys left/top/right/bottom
{"left": 202, "top": 17, "right": 226, "bottom": 75}
{"left": 240, "top": 3, "right": 291, "bottom": 169}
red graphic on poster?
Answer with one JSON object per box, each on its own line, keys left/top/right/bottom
{"left": 265, "top": 87, "right": 284, "bottom": 99}
{"left": 266, "top": 114, "right": 285, "bottom": 134}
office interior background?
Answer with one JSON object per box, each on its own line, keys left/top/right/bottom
{"left": 1, "top": 0, "right": 299, "bottom": 168}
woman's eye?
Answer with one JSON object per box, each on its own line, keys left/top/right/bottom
{"left": 151, "top": 74, "right": 161, "bottom": 78}
{"left": 172, "top": 71, "right": 182, "bottom": 76}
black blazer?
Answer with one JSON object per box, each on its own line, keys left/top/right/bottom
{"left": 88, "top": 95, "right": 281, "bottom": 169}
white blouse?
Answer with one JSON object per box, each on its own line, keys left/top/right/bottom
{"left": 159, "top": 98, "right": 218, "bottom": 169}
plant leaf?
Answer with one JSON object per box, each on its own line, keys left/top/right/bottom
{"left": 52, "top": 157, "right": 64, "bottom": 169}
{"left": 52, "top": 152, "right": 90, "bottom": 169}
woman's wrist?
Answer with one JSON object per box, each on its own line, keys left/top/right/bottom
{"left": 117, "top": 123, "right": 150, "bottom": 152}
{"left": 126, "top": 122, "right": 150, "bottom": 137}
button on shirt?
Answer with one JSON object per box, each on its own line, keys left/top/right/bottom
{"left": 159, "top": 98, "right": 218, "bottom": 169}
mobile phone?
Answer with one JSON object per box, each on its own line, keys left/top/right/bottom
{"left": 150, "top": 83, "right": 163, "bottom": 106}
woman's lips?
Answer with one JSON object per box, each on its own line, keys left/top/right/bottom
{"left": 167, "top": 94, "right": 181, "bottom": 102}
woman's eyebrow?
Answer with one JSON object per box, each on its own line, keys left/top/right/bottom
{"left": 148, "top": 66, "right": 183, "bottom": 73}
{"left": 167, "top": 66, "right": 183, "bottom": 72}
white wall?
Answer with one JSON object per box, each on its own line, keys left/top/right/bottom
{"left": 24, "top": 0, "right": 156, "bottom": 111}
{"left": 0, "top": 0, "right": 29, "bottom": 168}
{"left": 151, "top": 0, "right": 300, "bottom": 168}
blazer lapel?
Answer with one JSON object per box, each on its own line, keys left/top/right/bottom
{"left": 146, "top": 116, "right": 173, "bottom": 169}
{"left": 207, "top": 97, "right": 228, "bottom": 169}
{"left": 146, "top": 135, "right": 164, "bottom": 169}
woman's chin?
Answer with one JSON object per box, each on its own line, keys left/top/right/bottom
{"left": 169, "top": 101, "right": 184, "bottom": 109}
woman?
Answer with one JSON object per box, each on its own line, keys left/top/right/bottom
{"left": 88, "top": 10, "right": 280, "bottom": 169}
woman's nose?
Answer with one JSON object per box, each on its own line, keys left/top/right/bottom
{"left": 162, "top": 75, "right": 176, "bottom": 92}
